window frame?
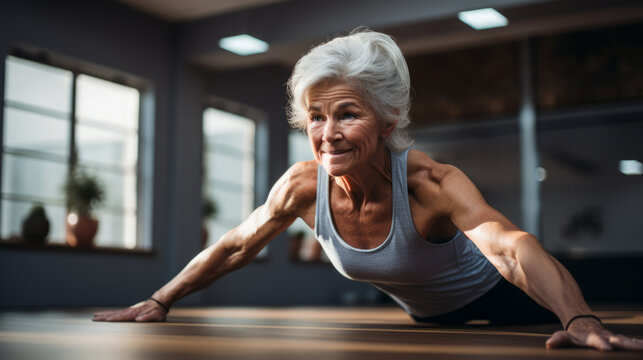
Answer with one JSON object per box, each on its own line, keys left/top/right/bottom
{"left": 201, "top": 96, "right": 266, "bottom": 254}
{"left": 0, "top": 48, "right": 152, "bottom": 251}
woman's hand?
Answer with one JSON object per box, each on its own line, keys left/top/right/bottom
{"left": 93, "top": 299, "right": 167, "bottom": 322}
{"left": 546, "top": 317, "right": 643, "bottom": 351}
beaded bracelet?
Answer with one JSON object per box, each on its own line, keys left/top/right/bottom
{"left": 565, "top": 314, "right": 601, "bottom": 331}
{"left": 148, "top": 297, "right": 170, "bottom": 313}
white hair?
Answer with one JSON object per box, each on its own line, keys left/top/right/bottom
{"left": 287, "top": 29, "right": 414, "bottom": 153}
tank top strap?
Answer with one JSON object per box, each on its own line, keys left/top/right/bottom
{"left": 314, "top": 162, "right": 329, "bottom": 237}
{"left": 390, "top": 149, "right": 408, "bottom": 201}
{"left": 390, "top": 149, "right": 422, "bottom": 239}
{"left": 315, "top": 148, "right": 418, "bottom": 244}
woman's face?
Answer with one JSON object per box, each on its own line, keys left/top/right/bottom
{"left": 306, "top": 82, "right": 391, "bottom": 177}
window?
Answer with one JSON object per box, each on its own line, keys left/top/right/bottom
{"left": 286, "top": 131, "right": 327, "bottom": 263}
{"left": 202, "top": 107, "right": 255, "bottom": 249}
{"left": 1, "top": 55, "right": 141, "bottom": 249}
{"left": 536, "top": 23, "right": 643, "bottom": 255}
{"left": 539, "top": 110, "right": 643, "bottom": 256}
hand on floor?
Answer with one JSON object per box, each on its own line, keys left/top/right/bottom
{"left": 546, "top": 317, "right": 643, "bottom": 351}
{"left": 93, "top": 299, "right": 167, "bottom": 322}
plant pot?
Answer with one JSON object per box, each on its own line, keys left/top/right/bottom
{"left": 66, "top": 213, "right": 98, "bottom": 248}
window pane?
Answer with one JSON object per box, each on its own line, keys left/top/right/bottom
{"left": 203, "top": 107, "right": 255, "bottom": 248}
{"left": 92, "top": 209, "right": 137, "bottom": 249}
{"left": 541, "top": 121, "right": 643, "bottom": 255}
{"left": 286, "top": 133, "right": 315, "bottom": 219}
{"left": 75, "top": 75, "right": 140, "bottom": 249}
{"left": 204, "top": 108, "right": 255, "bottom": 153}
{"left": 288, "top": 131, "right": 314, "bottom": 164}
{"left": 76, "top": 124, "right": 137, "bottom": 169}
{"left": 1, "top": 154, "right": 67, "bottom": 201}
{"left": 211, "top": 187, "right": 244, "bottom": 223}
{"left": 206, "top": 152, "right": 252, "bottom": 186}
{"left": 3, "top": 107, "right": 70, "bottom": 157}
{"left": 241, "top": 155, "right": 255, "bottom": 191}
{"left": 5, "top": 56, "right": 72, "bottom": 114}
{"left": 1, "top": 200, "right": 66, "bottom": 243}
{"left": 78, "top": 167, "right": 136, "bottom": 210}
{"left": 286, "top": 132, "right": 321, "bottom": 262}
{"left": 76, "top": 75, "right": 139, "bottom": 130}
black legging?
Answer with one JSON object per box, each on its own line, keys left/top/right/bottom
{"left": 412, "top": 278, "right": 559, "bottom": 325}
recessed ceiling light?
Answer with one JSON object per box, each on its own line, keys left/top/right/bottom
{"left": 219, "top": 34, "right": 269, "bottom": 56}
{"left": 619, "top": 160, "right": 642, "bottom": 175}
{"left": 458, "top": 8, "right": 508, "bottom": 30}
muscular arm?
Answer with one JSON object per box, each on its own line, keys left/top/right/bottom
{"left": 443, "top": 166, "right": 642, "bottom": 351}
{"left": 409, "top": 150, "right": 641, "bottom": 351}
{"left": 442, "top": 168, "right": 590, "bottom": 324}
{"left": 150, "top": 203, "right": 295, "bottom": 308}
{"left": 93, "top": 161, "right": 317, "bottom": 322}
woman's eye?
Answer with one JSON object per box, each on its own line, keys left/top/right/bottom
{"left": 310, "top": 114, "right": 323, "bottom": 122}
{"left": 341, "top": 113, "right": 356, "bottom": 120}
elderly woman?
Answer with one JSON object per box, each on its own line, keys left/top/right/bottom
{"left": 94, "top": 30, "right": 642, "bottom": 351}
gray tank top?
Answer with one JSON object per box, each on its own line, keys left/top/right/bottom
{"left": 314, "top": 149, "right": 501, "bottom": 317}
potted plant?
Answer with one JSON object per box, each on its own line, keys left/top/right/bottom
{"left": 201, "top": 195, "right": 218, "bottom": 248}
{"left": 21, "top": 203, "right": 50, "bottom": 245}
{"left": 63, "top": 169, "right": 105, "bottom": 248}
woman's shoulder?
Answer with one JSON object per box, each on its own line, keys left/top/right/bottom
{"left": 286, "top": 160, "right": 319, "bottom": 185}
{"left": 405, "top": 150, "right": 478, "bottom": 211}
{"left": 406, "top": 149, "right": 459, "bottom": 188}
{"left": 268, "top": 160, "right": 318, "bottom": 215}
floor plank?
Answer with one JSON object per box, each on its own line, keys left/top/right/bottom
{"left": 1, "top": 306, "right": 642, "bottom": 359}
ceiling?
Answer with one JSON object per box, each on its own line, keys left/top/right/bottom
{"left": 115, "top": 0, "right": 291, "bottom": 22}
{"left": 114, "top": 0, "right": 643, "bottom": 71}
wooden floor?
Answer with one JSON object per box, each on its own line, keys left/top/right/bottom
{"left": 1, "top": 306, "right": 642, "bottom": 359}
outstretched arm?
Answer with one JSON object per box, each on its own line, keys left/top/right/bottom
{"left": 442, "top": 166, "right": 643, "bottom": 351}
{"left": 93, "top": 162, "right": 317, "bottom": 322}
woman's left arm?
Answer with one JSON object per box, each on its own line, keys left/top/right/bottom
{"left": 441, "top": 165, "right": 643, "bottom": 351}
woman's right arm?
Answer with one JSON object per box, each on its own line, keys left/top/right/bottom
{"left": 93, "top": 161, "right": 317, "bottom": 322}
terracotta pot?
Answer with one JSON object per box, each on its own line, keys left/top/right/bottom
{"left": 66, "top": 213, "right": 98, "bottom": 248}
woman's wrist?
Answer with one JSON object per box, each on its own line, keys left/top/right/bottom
{"left": 148, "top": 297, "right": 170, "bottom": 313}
{"left": 565, "top": 314, "right": 602, "bottom": 330}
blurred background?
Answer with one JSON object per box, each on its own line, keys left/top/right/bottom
{"left": 0, "top": 0, "right": 641, "bottom": 309}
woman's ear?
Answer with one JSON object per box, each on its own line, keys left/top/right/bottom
{"left": 380, "top": 108, "right": 400, "bottom": 138}
{"left": 381, "top": 121, "right": 397, "bottom": 138}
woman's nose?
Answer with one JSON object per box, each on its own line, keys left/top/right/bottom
{"left": 322, "top": 119, "right": 342, "bottom": 143}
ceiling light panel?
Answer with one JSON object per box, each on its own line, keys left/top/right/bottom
{"left": 219, "top": 34, "right": 269, "bottom": 56}
{"left": 619, "top": 160, "right": 643, "bottom": 175}
{"left": 458, "top": 8, "right": 508, "bottom": 30}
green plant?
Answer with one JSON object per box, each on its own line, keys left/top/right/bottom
{"left": 63, "top": 169, "right": 105, "bottom": 216}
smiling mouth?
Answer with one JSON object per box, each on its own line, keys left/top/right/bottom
{"left": 325, "top": 149, "right": 350, "bottom": 155}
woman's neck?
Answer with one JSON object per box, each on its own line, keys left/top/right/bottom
{"left": 332, "top": 145, "right": 392, "bottom": 209}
